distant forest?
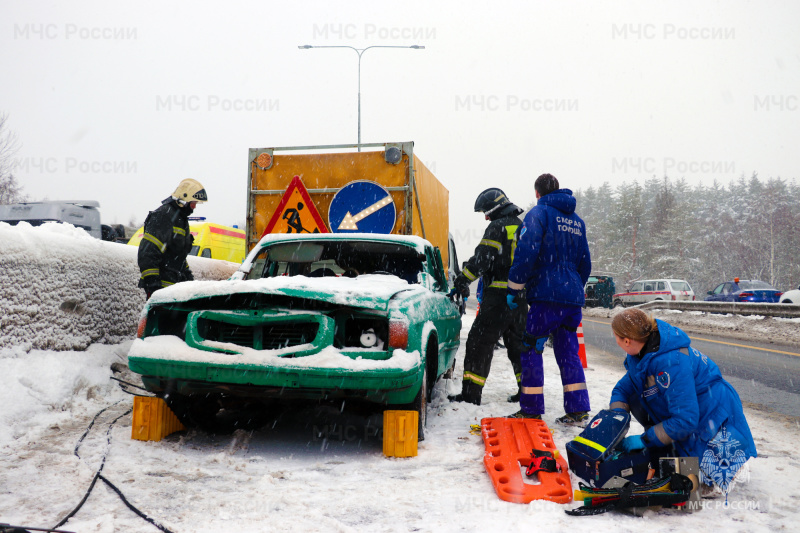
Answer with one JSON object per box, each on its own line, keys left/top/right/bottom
{"left": 570, "top": 174, "right": 800, "bottom": 295}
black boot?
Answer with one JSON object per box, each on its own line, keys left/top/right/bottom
{"left": 507, "top": 383, "right": 521, "bottom": 403}
{"left": 448, "top": 380, "right": 483, "bottom": 405}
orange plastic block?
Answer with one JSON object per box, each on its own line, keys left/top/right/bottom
{"left": 131, "top": 396, "right": 185, "bottom": 442}
{"left": 383, "top": 410, "right": 418, "bottom": 457}
{"left": 481, "top": 417, "right": 572, "bottom": 504}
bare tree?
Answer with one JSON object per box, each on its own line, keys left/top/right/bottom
{"left": 0, "top": 112, "right": 26, "bottom": 204}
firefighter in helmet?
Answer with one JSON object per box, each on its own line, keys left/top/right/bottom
{"left": 137, "top": 178, "right": 208, "bottom": 299}
{"left": 448, "top": 188, "right": 528, "bottom": 405}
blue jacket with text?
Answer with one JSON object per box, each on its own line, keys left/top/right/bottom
{"left": 508, "top": 189, "right": 591, "bottom": 306}
{"left": 610, "top": 319, "right": 757, "bottom": 463}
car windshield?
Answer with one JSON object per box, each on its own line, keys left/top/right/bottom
{"left": 670, "top": 281, "right": 691, "bottom": 291}
{"left": 738, "top": 280, "right": 775, "bottom": 290}
{"left": 245, "top": 240, "right": 425, "bottom": 284}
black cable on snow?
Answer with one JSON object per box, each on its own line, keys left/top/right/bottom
{"left": 109, "top": 376, "right": 152, "bottom": 393}
{"left": 52, "top": 402, "right": 176, "bottom": 533}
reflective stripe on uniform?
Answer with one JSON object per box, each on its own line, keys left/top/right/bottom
{"left": 479, "top": 239, "right": 501, "bottom": 252}
{"left": 515, "top": 372, "right": 522, "bottom": 383}
{"left": 522, "top": 386, "right": 544, "bottom": 394}
{"left": 508, "top": 280, "right": 525, "bottom": 291}
{"left": 140, "top": 268, "right": 159, "bottom": 279}
{"left": 654, "top": 423, "right": 674, "bottom": 445}
{"left": 609, "top": 401, "right": 629, "bottom": 411}
{"left": 161, "top": 280, "right": 175, "bottom": 287}
{"left": 505, "top": 224, "right": 519, "bottom": 262}
{"left": 573, "top": 436, "right": 607, "bottom": 453}
{"left": 463, "top": 268, "right": 478, "bottom": 281}
{"left": 563, "top": 383, "right": 587, "bottom": 393}
{"left": 142, "top": 233, "right": 166, "bottom": 253}
{"left": 505, "top": 225, "right": 519, "bottom": 240}
{"left": 489, "top": 280, "right": 508, "bottom": 289}
{"left": 463, "top": 371, "right": 486, "bottom": 386}
{"left": 173, "top": 226, "right": 186, "bottom": 236}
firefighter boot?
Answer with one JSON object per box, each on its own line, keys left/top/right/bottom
{"left": 448, "top": 380, "right": 483, "bottom": 406}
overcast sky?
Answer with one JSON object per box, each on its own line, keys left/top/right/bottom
{"left": 2, "top": 0, "right": 798, "bottom": 261}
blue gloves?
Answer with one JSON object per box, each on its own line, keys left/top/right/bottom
{"left": 506, "top": 294, "right": 518, "bottom": 310}
{"left": 621, "top": 434, "right": 646, "bottom": 453}
{"left": 447, "top": 288, "right": 457, "bottom": 298}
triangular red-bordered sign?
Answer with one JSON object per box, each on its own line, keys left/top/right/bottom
{"left": 262, "top": 175, "right": 329, "bottom": 236}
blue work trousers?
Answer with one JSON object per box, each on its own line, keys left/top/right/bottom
{"left": 519, "top": 301, "right": 590, "bottom": 415}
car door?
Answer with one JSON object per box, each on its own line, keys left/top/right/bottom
{"left": 722, "top": 282, "right": 739, "bottom": 301}
{"left": 707, "top": 283, "right": 725, "bottom": 301}
{"left": 655, "top": 281, "right": 667, "bottom": 300}
{"left": 425, "top": 246, "right": 462, "bottom": 377}
{"left": 640, "top": 281, "right": 655, "bottom": 304}
{"left": 626, "top": 282, "right": 643, "bottom": 305}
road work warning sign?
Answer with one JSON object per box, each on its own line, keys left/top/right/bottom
{"left": 262, "top": 175, "right": 329, "bottom": 235}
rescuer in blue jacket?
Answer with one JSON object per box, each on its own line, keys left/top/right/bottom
{"left": 506, "top": 174, "right": 592, "bottom": 424}
{"left": 610, "top": 308, "right": 757, "bottom": 492}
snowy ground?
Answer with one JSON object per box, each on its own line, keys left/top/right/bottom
{"left": 1, "top": 311, "right": 799, "bottom": 533}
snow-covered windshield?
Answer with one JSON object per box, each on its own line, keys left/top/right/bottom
{"left": 246, "top": 240, "right": 425, "bottom": 284}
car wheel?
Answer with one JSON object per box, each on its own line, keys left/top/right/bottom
{"left": 783, "top": 299, "right": 793, "bottom": 304}
{"left": 399, "top": 364, "right": 428, "bottom": 442}
{"left": 414, "top": 366, "right": 428, "bottom": 441}
{"left": 613, "top": 299, "right": 624, "bottom": 308}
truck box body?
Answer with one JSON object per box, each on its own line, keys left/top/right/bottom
{"left": 0, "top": 200, "right": 102, "bottom": 238}
{"left": 247, "top": 142, "right": 451, "bottom": 269}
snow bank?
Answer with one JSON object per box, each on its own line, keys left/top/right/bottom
{"left": 0, "top": 222, "right": 238, "bottom": 351}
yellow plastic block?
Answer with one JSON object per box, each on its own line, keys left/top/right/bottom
{"left": 383, "top": 410, "right": 418, "bottom": 457}
{"left": 131, "top": 396, "right": 185, "bottom": 442}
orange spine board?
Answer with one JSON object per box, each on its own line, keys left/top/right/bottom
{"left": 481, "top": 417, "right": 572, "bottom": 504}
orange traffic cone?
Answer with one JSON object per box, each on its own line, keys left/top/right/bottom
{"left": 577, "top": 322, "right": 587, "bottom": 368}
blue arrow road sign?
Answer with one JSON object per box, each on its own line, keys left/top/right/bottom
{"left": 328, "top": 180, "right": 397, "bottom": 233}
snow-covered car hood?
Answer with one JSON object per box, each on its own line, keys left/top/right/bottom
{"left": 147, "top": 273, "right": 425, "bottom": 312}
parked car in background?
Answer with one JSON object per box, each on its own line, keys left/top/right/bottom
{"left": 584, "top": 275, "right": 615, "bottom": 308}
{"left": 779, "top": 285, "right": 800, "bottom": 304}
{"left": 612, "top": 279, "right": 695, "bottom": 307}
{"left": 705, "top": 278, "right": 782, "bottom": 303}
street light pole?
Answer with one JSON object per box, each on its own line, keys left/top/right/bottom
{"left": 298, "top": 44, "right": 425, "bottom": 151}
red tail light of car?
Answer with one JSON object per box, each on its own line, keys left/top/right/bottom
{"left": 738, "top": 292, "right": 754, "bottom": 300}
{"left": 389, "top": 320, "right": 409, "bottom": 349}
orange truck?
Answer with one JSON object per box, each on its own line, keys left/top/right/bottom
{"left": 246, "top": 141, "right": 457, "bottom": 272}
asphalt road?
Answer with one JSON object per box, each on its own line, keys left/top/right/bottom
{"left": 581, "top": 317, "right": 800, "bottom": 419}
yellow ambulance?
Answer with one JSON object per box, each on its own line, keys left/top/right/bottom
{"left": 128, "top": 221, "right": 246, "bottom": 263}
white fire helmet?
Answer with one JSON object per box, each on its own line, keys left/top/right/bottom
{"left": 172, "top": 178, "right": 208, "bottom": 204}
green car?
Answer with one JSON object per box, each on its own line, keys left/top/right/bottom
{"left": 128, "top": 233, "right": 462, "bottom": 439}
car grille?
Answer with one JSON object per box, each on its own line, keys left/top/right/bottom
{"left": 197, "top": 318, "right": 319, "bottom": 350}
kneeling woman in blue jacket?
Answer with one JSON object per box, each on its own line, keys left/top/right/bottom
{"left": 609, "top": 308, "right": 756, "bottom": 491}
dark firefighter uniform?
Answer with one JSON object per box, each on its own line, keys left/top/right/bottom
{"left": 137, "top": 198, "right": 196, "bottom": 298}
{"left": 449, "top": 188, "right": 528, "bottom": 405}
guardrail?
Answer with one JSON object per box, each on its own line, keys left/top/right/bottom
{"left": 634, "top": 300, "right": 800, "bottom": 318}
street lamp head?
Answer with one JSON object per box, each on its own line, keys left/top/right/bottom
{"left": 298, "top": 45, "right": 313, "bottom": 49}
{"left": 409, "top": 45, "right": 425, "bottom": 49}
